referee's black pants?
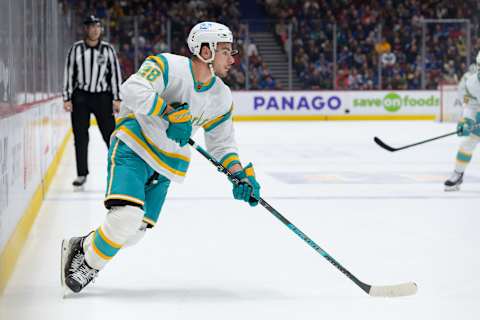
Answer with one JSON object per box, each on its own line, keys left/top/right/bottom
{"left": 71, "top": 89, "right": 115, "bottom": 177}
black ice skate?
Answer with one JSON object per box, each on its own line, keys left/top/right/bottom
{"left": 444, "top": 171, "right": 464, "bottom": 191}
{"left": 65, "top": 259, "right": 98, "bottom": 293}
{"left": 72, "top": 176, "right": 87, "bottom": 191}
{"left": 61, "top": 233, "right": 93, "bottom": 294}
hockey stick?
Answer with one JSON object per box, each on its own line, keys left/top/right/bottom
{"left": 374, "top": 124, "right": 480, "bottom": 152}
{"left": 374, "top": 131, "right": 458, "bottom": 152}
{"left": 188, "top": 138, "right": 417, "bottom": 297}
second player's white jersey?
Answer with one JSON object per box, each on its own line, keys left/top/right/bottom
{"left": 115, "top": 53, "right": 240, "bottom": 183}
{"left": 457, "top": 64, "right": 478, "bottom": 101}
{"left": 462, "top": 70, "right": 480, "bottom": 120}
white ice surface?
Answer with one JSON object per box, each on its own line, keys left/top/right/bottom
{"left": 1, "top": 121, "right": 479, "bottom": 320}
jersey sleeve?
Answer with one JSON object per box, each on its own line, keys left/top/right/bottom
{"left": 120, "top": 55, "right": 170, "bottom": 117}
{"left": 203, "top": 101, "right": 241, "bottom": 171}
{"left": 63, "top": 44, "right": 76, "bottom": 101}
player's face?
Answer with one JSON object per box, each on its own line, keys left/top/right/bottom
{"left": 213, "top": 43, "right": 235, "bottom": 78}
{"left": 85, "top": 23, "right": 102, "bottom": 41}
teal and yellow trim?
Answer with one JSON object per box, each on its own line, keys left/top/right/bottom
{"left": 146, "top": 54, "right": 169, "bottom": 87}
{"left": 116, "top": 119, "right": 190, "bottom": 177}
{"left": 104, "top": 194, "right": 145, "bottom": 206}
{"left": 148, "top": 94, "right": 167, "bottom": 117}
{"left": 115, "top": 114, "right": 136, "bottom": 130}
{"left": 203, "top": 106, "right": 233, "bottom": 132}
{"left": 143, "top": 217, "right": 156, "bottom": 227}
{"left": 0, "top": 128, "right": 72, "bottom": 295}
{"left": 142, "top": 134, "right": 190, "bottom": 163}
{"left": 107, "top": 139, "right": 121, "bottom": 195}
{"left": 220, "top": 153, "right": 241, "bottom": 170}
{"left": 232, "top": 114, "right": 437, "bottom": 121}
{"left": 189, "top": 60, "right": 216, "bottom": 92}
{"left": 92, "top": 227, "right": 122, "bottom": 260}
{"left": 457, "top": 149, "right": 473, "bottom": 163}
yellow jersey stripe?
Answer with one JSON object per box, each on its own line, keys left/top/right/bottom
{"left": 118, "top": 126, "right": 187, "bottom": 177}
{"left": 151, "top": 94, "right": 165, "bottom": 116}
{"left": 203, "top": 115, "right": 224, "bottom": 129}
{"left": 142, "top": 134, "right": 191, "bottom": 163}
{"left": 203, "top": 105, "right": 233, "bottom": 131}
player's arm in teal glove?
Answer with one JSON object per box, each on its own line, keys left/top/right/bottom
{"left": 230, "top": 163, "right": 261, "bottom": 207}
{"left": 457, "top": 117, "right": 475, "bottom": 137}
{"left": 162, "top": 103, "right": 193, "bottom": 147}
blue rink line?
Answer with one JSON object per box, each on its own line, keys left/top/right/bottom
{"left": 269, "top": 171, "right": 480, "bottom": 184}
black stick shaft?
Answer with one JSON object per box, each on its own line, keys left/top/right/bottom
{"left": 398, "top": 131, "right": 457, "bottom": 149}
{"left": 375, "top": 130, "right": 458, "bottom": 152}
{"left": 375, "top": 123, "right": 480, "bottom": 152}
{"left": 188, "top": 138, "right": 371, "bottom": 294}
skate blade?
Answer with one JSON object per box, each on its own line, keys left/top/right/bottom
{"left": 444, "top": 185, "right": 460, "bottom": 192}
{"left": 73, "top": 185, "right": 85, "bottom": 192}
{"left": 62, "top": 286, "right": 74, "bottom": 299}
{"left": 61, "top": 240, "right": 67, "bottom": 285}
{"left": 61, "top": 239, "right": 70, "bottom": 298}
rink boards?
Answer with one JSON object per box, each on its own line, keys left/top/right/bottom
{"left": 0, "top": 97, "right": 69, "bottom": 292}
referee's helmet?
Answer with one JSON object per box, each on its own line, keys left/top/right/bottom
{"left": 83, "top": 15, "right": 101, "bottom": 26}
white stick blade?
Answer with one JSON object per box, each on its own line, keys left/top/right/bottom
{"left": 369, "top": 282, "right": 417, "bottom": 297}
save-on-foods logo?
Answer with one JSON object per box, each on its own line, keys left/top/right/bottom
{"left": 353, "top": 92, "right": 439, "bottom": 112}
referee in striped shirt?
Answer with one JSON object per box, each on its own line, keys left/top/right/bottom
{"left": 63, "top": 15, "right": 122, "bottom": 189}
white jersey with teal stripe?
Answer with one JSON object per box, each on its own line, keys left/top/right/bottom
{"left": 462, "top": 72, "right": 480, "bottom": 120}
{"left": 116, "top": 53, "right": 240, "bottom": 183}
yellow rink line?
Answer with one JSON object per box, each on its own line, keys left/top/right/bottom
{"left": 233, "top": 115, "right": 436, "bottom": 121}
{"left": 0, "top": 129, "right": 72, "bottom": 295}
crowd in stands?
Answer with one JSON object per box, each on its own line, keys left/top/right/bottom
{"left": 60, "top": 0, "right": 276, "bottom": 90}
{"left": 61, "top": 0, "right": 479, "bottom": 90}
{"left": 262, "top": 0, "right": 479, "bottom": 89}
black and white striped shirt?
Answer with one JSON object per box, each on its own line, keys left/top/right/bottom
{"left": 63, "top": 40, "right": 122, "bottom": 101}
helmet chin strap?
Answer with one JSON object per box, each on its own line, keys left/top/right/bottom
{"left": 196, "top": 43, "right": 216, "bottom": 77}
{"left": 208, "top": 63, "right": 215, "bottom": 77}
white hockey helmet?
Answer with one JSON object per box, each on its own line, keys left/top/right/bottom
{"left": 187, "top": 22, "right": 233, "bottom": 64}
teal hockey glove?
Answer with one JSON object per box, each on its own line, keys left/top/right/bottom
{"left": 457, "top": 118, "right": 475, "bottom": 137}
{"left": 163, "top": 103, "right": 192, "bottom": 147}
{"left": 231, "top": 163, "right": 260, "bottom": 207}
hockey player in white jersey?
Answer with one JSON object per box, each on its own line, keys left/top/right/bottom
{"left": 444, "top": 52, "right": 480, "bottom": 191}
{"left": 61, "top": 22, "right": 261, "bottom": 293}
